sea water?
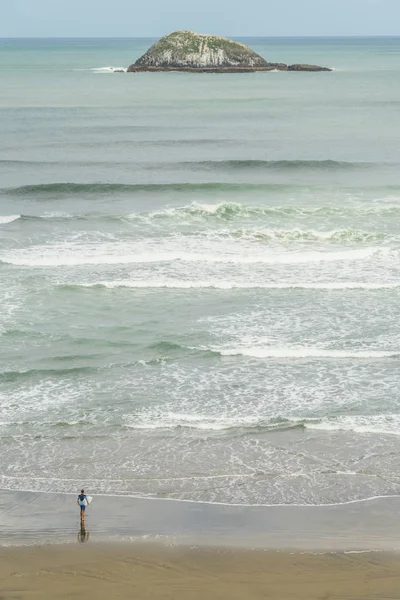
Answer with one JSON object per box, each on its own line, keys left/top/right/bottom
{"left": 1, "top": 37, "right": 400, "bottom": 505}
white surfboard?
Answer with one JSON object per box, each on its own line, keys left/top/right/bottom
{"left": 86, "top": 496, "right": 93, "bottom": 505}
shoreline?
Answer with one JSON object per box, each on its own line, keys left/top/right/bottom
{"left": 127, "top": 64, "right": 332, "bottom": 72}
{"left": 2, "top": 489, "right": 400, "bottom": 551}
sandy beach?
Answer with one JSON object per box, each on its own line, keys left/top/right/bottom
{"left": 2, "top": 544, "right": 400, "bottom": 600}
{"left": 2, "top": 491, "right": 400, "bottom": 598}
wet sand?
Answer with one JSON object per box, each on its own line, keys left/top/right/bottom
{"left": 2, "top": 490, "right": 400, "bottom": 598}
{"left": 2, "top": 544, "right": 400, "bottom": 599}
{"left": 2, "top": 489, "right": 400, "bottom": 550}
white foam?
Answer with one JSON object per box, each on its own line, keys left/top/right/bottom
{"left": 41, "top": 212, "right": 75, "bottom": 219}
{"left": 0, "top": 246, "right": 383, "bottom": 267}
{"left": 193, "top": 203, "right": 223, "bottom": 213}
{"left": 292, "top": 282, "right": 400, "bottom": 290}
{"left": 90, "top": 66, "right": 127, "bottom": 73}
{"left": 124, "top": 411, "right": 263, "bottom": 431}
{"left": 0, "top": 215, "right": 20, "bottom": 225}
{"left": 344, "top": 550, "right": 382, "bottom": 554}
{"left": 82, "top": 279, "right": 236, "bottom": 289}
{"left": 260, "top": 248, "right": 382, "bottom": 264}
{"left": 216, "top": 346, "right": 398, "bottom": 359}
{"left": 307, "top": 414, "right": 400, "bottom": 436}
{"left": 210, "top": 227, "right": 387, "bottom": 243}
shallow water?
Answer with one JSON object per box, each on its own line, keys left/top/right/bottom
{"left": 1, "top": 37, "right": 400, "bottom": 505}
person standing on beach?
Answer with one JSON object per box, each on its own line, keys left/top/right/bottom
{"left": 77, "top": 489, "right": 88, "bottom": 523}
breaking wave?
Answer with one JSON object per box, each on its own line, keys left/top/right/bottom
{"left": 130, "top": 202, "right": 400, "bottom": 221}
{"left": 0, "top": 366, "right": 98, "bottom": 382}
{"left": 84, "top": 66, "right": 127, "bottom": 73}
{"left": 0, "top": 358, "right": 168, "bottom": 382}
{"left": 0, "top": 247, "right": 382, "bottom": 267}
{"left": 119, "top": 412, "right": 400, "bottom": 435}
{"left": 0, "top": 215, "right": 20, "bottom": 225}
{"left": 3, "top": 213, "right": 399, "bottom": 247}
{"left": 70, "top": 280, "right": 400, "bottom": 291}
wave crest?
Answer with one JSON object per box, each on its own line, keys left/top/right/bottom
{"left": 2, "top": 183, "right": 292, "bottom": 197}
{"left": 69, "top": 280, "right": 400, "bottom": 291}
{"left": 183, "top": 159, "right": 363, "bottom": 171}
{"left": 0, "top": 215, "right": 20, "bottom": 225}
{"left": 131, "top": 201, "right": 400, "bottom": 222}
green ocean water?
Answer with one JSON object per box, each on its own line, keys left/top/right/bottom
{"left": 1, "top": 37, "right": 400, "bottom": 505}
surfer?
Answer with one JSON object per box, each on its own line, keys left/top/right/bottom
{"left": 77, "top": 489, "right": 88, "bottom": 523}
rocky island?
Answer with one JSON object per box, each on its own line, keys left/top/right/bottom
{"left": 127, "top": 30, "right": 331, "bottom": 73}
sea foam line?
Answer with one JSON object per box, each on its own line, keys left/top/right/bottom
{"left": 1, "top": 479, "right": 400, "bottom": 509}
{"left": 214, "top": 346, "right": 399, "bottom": 359}
{"left": 0, "top": 247, "right": 383, "bottom": 267}
{"left": 76, "top": 66, "right": 127, "bottom": 73}
{"left": 113, "top": 413, "right": 400, "bottom": 435}
{"left": 73, "top": 280, "right": 400, "bottom": 291}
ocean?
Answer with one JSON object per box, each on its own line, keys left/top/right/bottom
{"left": 1, "top": 36, "right": 400, "bottom": 506}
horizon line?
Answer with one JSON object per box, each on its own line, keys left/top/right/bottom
{"left": 1, "top": 34, "right": 400, "bottom": 40}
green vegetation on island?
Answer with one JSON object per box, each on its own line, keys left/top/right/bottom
{"left": 127, "top": 30, "right": 331, "bottom": 72}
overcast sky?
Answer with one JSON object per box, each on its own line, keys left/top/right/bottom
{"left": 1, "top": 0, "right": 399, "bottom": 38}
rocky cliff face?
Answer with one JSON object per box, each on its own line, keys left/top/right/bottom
{"left": 131, "top": 30, "right": 269, "bottom": 70}
{"left": 127, "top": 31, "right": 331, "bottom": 73}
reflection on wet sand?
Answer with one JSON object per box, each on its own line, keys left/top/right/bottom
{"left": 78, "top": 523, "right": 90, "bottom": 543}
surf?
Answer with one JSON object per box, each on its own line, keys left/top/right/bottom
{"left": 0, "top": 215, "right": 20, "bottom": 225}
{"left": 69, "top": 280, "right": 400, "bottom": 291}
{"left": 213, "top": 346, "right": 399, "bottom": 359}
{"left": 0, "top": 246, "right": 384, "bottom": 267}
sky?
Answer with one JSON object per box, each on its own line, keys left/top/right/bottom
{"left": 1, "top": 0, "right": 399, "bottom": 38}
